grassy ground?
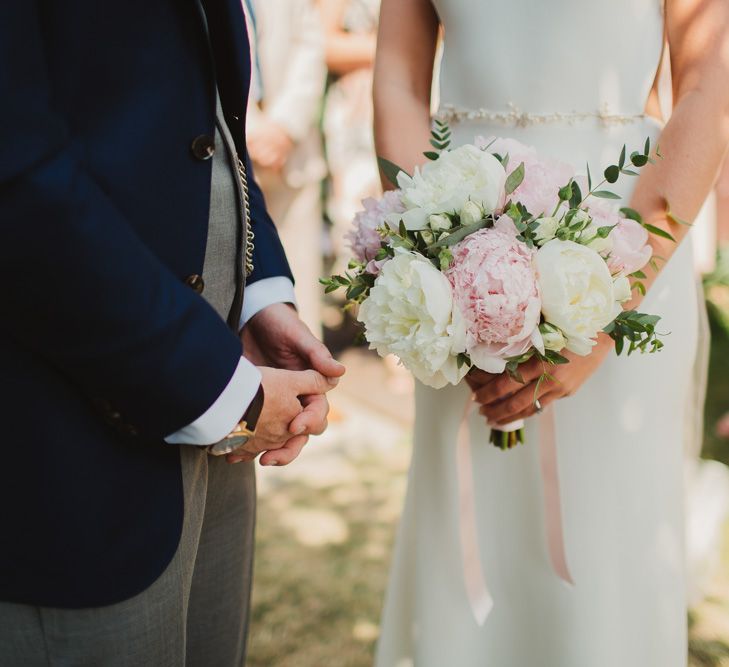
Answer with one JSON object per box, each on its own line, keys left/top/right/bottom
{"left": 248, "top": 300, "right": 729, "bottom": 667}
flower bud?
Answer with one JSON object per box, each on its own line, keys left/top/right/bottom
{"left": 428, "top": 213, "right": 453, "bottom": 231}
{"left": 539, "top": 323, "right": 566, "bottom": 352}
{"left": 534, "top": 216, "right": 560, "bottom": 245}
{"left": 460, "top": 200, "right": 484, "bottom": 226}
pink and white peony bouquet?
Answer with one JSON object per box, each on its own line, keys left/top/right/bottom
{"left": 322, "top": 122, "right": 671, "bottom": 448}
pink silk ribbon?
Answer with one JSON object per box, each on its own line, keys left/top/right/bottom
{"left": 457, "top": 397, "right": 573, "bottom": 626}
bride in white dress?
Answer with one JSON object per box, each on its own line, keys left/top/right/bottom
{"left": 372, "top": 0, "right": 729, "bottom": 665}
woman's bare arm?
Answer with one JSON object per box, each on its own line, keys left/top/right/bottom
{"left": 626, "top": 0, "right": 729, "bottom": 306}
{"left": 319, "top": 0, "right": 378, "bottom": 75}
{"left": 374, "top": 0, "right": 440, "bottom": 185}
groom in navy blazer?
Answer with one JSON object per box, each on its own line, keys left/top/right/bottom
{"left": 0, "top": 0, "right": 342, "bottom": 663}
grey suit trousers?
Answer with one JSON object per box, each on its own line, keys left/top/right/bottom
{"left": 0, "top": 118, "right": 257, "bottom": 667}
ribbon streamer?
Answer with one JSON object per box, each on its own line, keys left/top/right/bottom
{"left": 456, "top": 397, "right": 573, "bottom": 626}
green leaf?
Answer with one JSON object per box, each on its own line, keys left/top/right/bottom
{"left": 630, "top": 270, "right": 647, "bottom": 279}
{"left": 630, "top": 152, "right": 648, "bottom": 167}
{"left": 604, "top": 165, "right": 620, "bottom": 183}
{"left": 504, "top": 162, "right": 526, "bottom": 195}
{"left": 423, "top": 151, "right": 440, "bottom": 161}
{"left": 456, "top": 352, "right": 471, "bottom": 370}
{"left": 619, "top": 207, "right": 643, "bottom": 223}
{"left": 545, "top": 350, "right": 570, "bottom": 365}
{"left": 644, "top": 137, "right": 651, "bottom": 155}
{"left": 377, "top": 157, "right": 408, "bottom": 188}
{"left": 596, "top": 225, "right": 615, "bottom": 238}
{"left": 592, "top": 190, "right": 621, "bottom": 200}
{"left": 620, "top": 168, "right": 639, "bottom": 176}
{"left": 643, "top": 223, "right": 676, "bottom": 242}
{"left": 619, "top": 144, "right": 626, "bottom": 169}
{"left": 586, "top": 162, "right": 592, "bottom": 191}
{"left": 427, "top": 219, "right": 490, "bottom": 250}
{"left": 569, "top": 181, "right": 583, "bottom": 210}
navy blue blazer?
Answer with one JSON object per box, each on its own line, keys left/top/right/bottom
{"left": 0, "top": 0, "right": 292, "bottom": 608}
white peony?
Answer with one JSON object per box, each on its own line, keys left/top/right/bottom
{"left": 535, "top": 240, "right": 622, "bottom": 356}
{"left": 393, "top": 145, "right": 506, "bottom": 230}
{"left": 358, "top": 252, "right": 468, "bottom": 388}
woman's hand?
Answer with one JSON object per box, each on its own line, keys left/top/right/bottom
{"left": 469, "top": 336, "right": 614, "bottom": 426}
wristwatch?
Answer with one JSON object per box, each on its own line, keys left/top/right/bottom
{"left": 207, "top": 384, "right": 265, "bottom": 456}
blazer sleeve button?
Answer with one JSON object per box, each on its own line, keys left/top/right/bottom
{"left": 190, "top": 134, "right": 215, "bottom": 161}
{"left": 184, "top": 274, "right": 205, "bottom": 294}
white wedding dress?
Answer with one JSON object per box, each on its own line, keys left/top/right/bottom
{"left": 376, "top": 1, "right": 706, "bottom": 666}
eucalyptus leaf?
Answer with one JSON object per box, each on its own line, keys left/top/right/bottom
{"left": 604, "top": 165, "right": 620, "bottom": 184}
{"left": 505, "top": 162, "right": 525, "bottom": 195}
{"left": 592, "top": 190, "right": 621, "bottom": 200}
{"left": 427, "top": 219, "right": 490, "bottom": 250}
{"left": 377, "top": 157, "right": 407, "bottom": 188}
{"left": 643, "top": 223, "right": 676, "bottom": 242}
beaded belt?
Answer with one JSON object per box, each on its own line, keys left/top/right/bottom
{"left": 436, "top": 102, "right": 645, "bottom": 128}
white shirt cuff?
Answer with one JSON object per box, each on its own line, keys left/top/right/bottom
{"left": 240, "top": 276, "right": 297, "bottom": 330}
{"left": 164, "top": 356, "right": 262, "bottom": 446}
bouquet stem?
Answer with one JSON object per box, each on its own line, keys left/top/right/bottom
{"left": 489, "top": 420, "right": 525, "bottom": 450}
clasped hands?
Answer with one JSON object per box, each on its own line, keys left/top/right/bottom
{"left": 226, "top": 303, "right": 345, "bottom": 466}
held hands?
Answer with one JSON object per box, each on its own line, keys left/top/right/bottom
{"left": 469, "top": 335, "right": 613, "bottom": 425}
{"left": 226, "top": 367, "right": 337, "bottom": 466}
{"left": 247, "top": 119, "right": 294, "bottom": 172}
{"left": 228, "top": 304, "right": 346, "bottom": 466}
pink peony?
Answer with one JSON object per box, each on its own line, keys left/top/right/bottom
{"left": 445, "top": 217, "right": 542, "bottom": 373}
{"left": 587, "top": 200, "right": 653, "bottom": 275}
{"left": 477, "top": 137, "right": 575, "bottom": 217}
{"left": 347, "top": 191, "right": 405, "bottom": 274}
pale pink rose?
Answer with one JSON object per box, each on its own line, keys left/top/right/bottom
{"left": 347, "top": 191, "right": 405, "bottom": 273}
{"left": 477, "top": 137, "right": 575, "bottom": 217}
{"left": 587, "top": 200, "right": 653, "bottom": 275}
{"left": 609, "top": 219, "right": 653, "bottom": 275}
{"left": 445, "top": 217, "right": 542, "bottom": 373}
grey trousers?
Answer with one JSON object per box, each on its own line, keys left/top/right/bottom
{"left": 0, "top": 449, "right": 256, "bottom": 667}
{"left": 0, "top": 115, "right": 256, "bottom": 666}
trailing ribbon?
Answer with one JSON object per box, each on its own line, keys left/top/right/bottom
{"left": 456, "top": 397, "right": 573, "bottom": 626}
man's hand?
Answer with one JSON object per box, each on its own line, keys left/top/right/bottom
{"left": 247, "top": 119, "right": 294, "bottom": 172}
{"left": 226, "top": 366, "right": 336, "bottom": 466}
{"left": 244, "top": 303, "right": 345, "bottom": 380}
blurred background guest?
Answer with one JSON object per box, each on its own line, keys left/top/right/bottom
{"left": 320, "top": 0, "right": 380, "bottom": 279}
{"left": 243, "top": 0, "right": 327, "bottom": 336}
{"left": 717, "top": 158, "right": 729, "bottom": 250}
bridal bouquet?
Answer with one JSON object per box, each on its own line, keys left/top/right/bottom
{"left": 322, "top": 122, "right": 673, "bottom": 448}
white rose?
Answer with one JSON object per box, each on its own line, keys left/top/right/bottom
{"left": 535, "top": 240, "right": 622, "bottom": 356}
{"left": 358, "top": 252, "right": 468, "bottom": 388}
{"left": 613, "top": 274, "right": 632, "bottom": 303}
{"left": 539, "top": 323, "right": 566, "bottom": 352}
{"left": 395, "top": 144, "right": 506, "bottom": 230}
{"left": 429, "top": 213, "right": 453, "bottom": 231}
{"left": 460, "top": 200, "right": 484, "bottom": 226}
{"left": 534, "top": 216, "right": 560, "bottom": 245}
